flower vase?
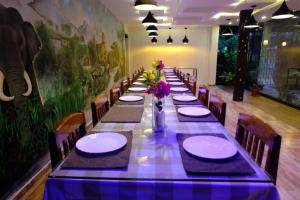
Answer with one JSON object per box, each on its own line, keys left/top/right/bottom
{"left": 152, "top": 96, "right": 165, "bottom": 133}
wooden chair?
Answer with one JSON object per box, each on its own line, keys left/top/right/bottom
{"left": 235, "top": 113, "right": 281, "bottom": 184}
{"left": 49, "top": 112, "right": 86, "bottom": 168}
{"left": 188, "top": 80, "right": 197, "bottom": 95}
{"left": 110, "top": 87, "right": 121, "bottom": 107}
{"left": 120, "top": 80, "right": 129, "bottom": 94}
{"left": 208, "top": 95, "right": 226, "bottom": 125}
{"left": 91, "top": 92, "right": 109, "bottom": 127}
{"left": 198, "top": 86, "right": 209, "bottom": 107}
{"left": 127, "top": 76, "right": 132, "bottom": 87}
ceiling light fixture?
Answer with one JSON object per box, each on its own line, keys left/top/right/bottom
{"left": 167, "top": 27, "right": 173, "bottom": 44}
{"left": 142, "top": 11, "right": 158, "bottom": 26}
{"left": 134, "top": 0, "right": 157, "bottom": 10}
{"left": 212, "top": 12, "right": 239, "bottom": 19}
{"left": 272, "top": 1, "right": 294, "bottom": 19}
{"left": 182, "top": 27, "right": 189, "bottom": 44}
{"left": 146, "top": 25, "right": 158, "bottom": 32}
{"left": 244, "top": 6, "right": 259, "bottom": 29}
{"left": 151, "top": 37, "right": 157, "bottom": 44}
{"left": 222, "top": 19, "right": 233, "bottom": 36}
{"left": 148, "top": 32, "right": 158, "bottom": 37}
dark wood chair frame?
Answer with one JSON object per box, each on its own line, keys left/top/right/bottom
{"left": 198, "top": 86, "right": 209, "bottom": 107}
{"left": 91, "top": 92, "right": 109, "bottom": 127}
{"left": 49, "top": 112, "right": 86, "bottom": 168}
{"left": 209, "top": 96, "right": 226, "bottom": 125}
{"left": 235, "top": 113, "right": 282, "bottom": 184}
{"left": 110, "top": 87, "right": 121, "bottom": 107}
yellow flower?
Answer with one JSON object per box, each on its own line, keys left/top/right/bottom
{"left": 147, "top": 69, "right": 153, "bottom": 75}
{"left": 152, "top": 60, "right": 159, "bottom": 68}
{"left": 149, "top": 74, "right": 155, "bottom": 80}
{"left": 143, "top": 72, "right": 147, "bottom": 78}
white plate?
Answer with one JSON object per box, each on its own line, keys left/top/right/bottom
{"left": 119, "top": 95, "right": 143, "bottom": 102}
{"left": 137, "top": 78, "right": 146, "bottom": 81}
{"left": 128, "top": 87, "right": 147, "bottom": 92}
{"left": 171, "top": 87, "right": 189, "bottom": 92}
{"left": 167, "top": 78, "right": 180, "bottom": 81}
{"left": 133, "top": 82, "right": 144, "bottom": 86}
{"left": 76, "top": 132, "right": 127, "bottom": 154}
{"left": 183, "top": 136, "right": 237, "bottom": 159}
{"left": 169, "top": 82, "right": 185, "bottom": 86}
{"left": 173, "top": 95, "right": 197, "bottom": 102}
{"left": 178, "top": 107, "right": 210, "bottom": 117}
{"left": 166, "top": 75, "right": 177, "bottom": 78}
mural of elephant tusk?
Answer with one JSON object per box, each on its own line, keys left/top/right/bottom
{"left": 23, "top": 70, "right": 32, "bottom": 97}
{"left": 0, "top": 70, "right": 15, "bottom": 101}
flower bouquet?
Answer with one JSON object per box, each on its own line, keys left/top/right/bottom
{"left": 143, "top": 60, "right": 170, "bottom": 132}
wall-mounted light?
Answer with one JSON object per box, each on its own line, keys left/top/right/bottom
{"left": 244, "top": 6, "right": 259, "bottom": 29}
{"left": 134, "top": 0, "right": 157, "bottom": 10}
{"left": 151, "top": 37, "right": 157, "bottom": 44}
{"left": 146, "top": 25, "right": 158, "bottom": 32}
{"left": 263, "top": 40, "right": 269, "bottom": 46}
{"left": 148, "top": 32, "right": 158, "bottom": 37}
{"left": 282, "top": 41, "right": 287, "bottom": 47}
{"left": 167, "top": 27, "right": 173, "bottom": 44}
{"left": 272, "top": 1, "right": 294, "bottom": 19}
{"left": 182, "top": 27, "right": 189, "bottom": 44}
{"left": 142, "top": 11, "right": 157, "bottom": 26}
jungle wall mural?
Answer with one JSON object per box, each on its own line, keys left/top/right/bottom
{"left": 0, "top": 0, "right": 125, "bottom": 197}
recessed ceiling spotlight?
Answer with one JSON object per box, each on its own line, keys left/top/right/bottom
{"left": 134, "top": 0, "right": 157, "bottom": 11}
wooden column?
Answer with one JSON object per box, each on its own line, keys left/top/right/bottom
{"left": 233, "top": 9, "right": 252, "bottom": 101}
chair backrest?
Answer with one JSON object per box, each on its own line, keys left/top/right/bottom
{"left": 188, "top": 80, "right": 196, "bottom": 95}
{"left": 49, "top": 112, "right": 86, "bottom": 168}
{"left": 120, "top": 80, "right": 129, "bottom": 94}
{"left": 127, "top": 76, "right": 132, "bottom": 86}
{"left": 91, "top": 92, "right": 109, "bottom": 127}
{"left": 208, "top": 95, "right": 226, "bottom": 125}
{"left": 235, "top": 113, "right": 281, "bottom": 184}
{"left": 110, "top": 87, "right": 121, "bottom": 107}
{"left": 198, "top": 86, "right": 209, "bottom": 107}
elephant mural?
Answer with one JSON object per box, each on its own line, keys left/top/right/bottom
{"left": 0, "top": 4, "right": 41, "bottom": 108}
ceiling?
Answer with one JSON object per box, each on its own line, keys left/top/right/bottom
{"left": 100, "top": 0, "right": 300, "bottom": 27}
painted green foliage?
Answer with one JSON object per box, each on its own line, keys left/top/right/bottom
{"left": 0, "top": 3, "right": 126, "bottom": 196}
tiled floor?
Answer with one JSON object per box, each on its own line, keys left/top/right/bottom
{"left": 17, "top": 86, "right": 300, "bottom": 200}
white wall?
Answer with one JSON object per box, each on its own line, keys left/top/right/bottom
{"left": 127, "top": 25, "right": 219, "bottom": 85}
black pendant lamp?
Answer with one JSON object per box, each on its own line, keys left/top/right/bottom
{"left": 167, "top": 27, "right": 173, "bottom": 44}
{"left": 148, "top": 32, "right": 158, "bottom": 37}
{"left": 182, "top": 27, "right": 189, "bottom": 44}
{"left": 134, "top": 0, "right": 157, "bottom": 10}
{"left": 142, "top": 11, "right": 158, "bottom": 26}
{"left": 272, "top": 1, "right": 294, "bottom": 19}
{"left": 151, "top": 37, "right": 157, "bottom": 44}
{"left": 146, "top": 25, "right": 158, "bottom": 32}
{"left": 222, "top": 19, "right": 233, "bottom": 36}
{"left": 244, "top": 6, "right": 259, "bottom": 29}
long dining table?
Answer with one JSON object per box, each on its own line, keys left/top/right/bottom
{"left": 43, "top": 73, "right": 280, "bottom": 200}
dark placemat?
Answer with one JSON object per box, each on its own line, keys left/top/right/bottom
{"left": 61, "top": 131, "right": 132, "bottom": 169}
{"left": 176, "top": 133, "right": 255, "bottom": 175}
{"left": 171, "top": 90, "right": 193, "bottom": 95}
{"left": 172, "top": 97, "right": 202, "bottom": 106}
{"left": 101, "top": 106, "right": 144, "bottom": 123}
{"left": 116, "top": 95, "right": 145, "bottom": 105}
{"left": 176, "top": 105, "right": 219, "bottom": 122}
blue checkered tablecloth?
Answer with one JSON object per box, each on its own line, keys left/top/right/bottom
{"left": 44, "top": 91, "right": 280, "bottom": 200}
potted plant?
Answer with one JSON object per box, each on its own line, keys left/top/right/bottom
{"left": 250, "top": 83, "right": 263, "bottom": 96}
{"left": 219, "top": 71, "right": 235, "bottom": 85}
